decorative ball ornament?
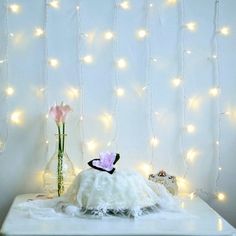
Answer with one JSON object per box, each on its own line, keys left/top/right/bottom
{"left": 149, "top": 170, "right": 178, "bottom": 195}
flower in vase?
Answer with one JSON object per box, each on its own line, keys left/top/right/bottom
{"left": 49, "top": 103, "right": 72, "bottom": 124}
{"left": 48, "top": 102, "right": 72, "bottom": 197}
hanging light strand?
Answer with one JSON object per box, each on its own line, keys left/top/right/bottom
{"left": 211, "top": 0, "right": 222, "bottom": 194}
{"left": 0, "top": 0, "right": 10, "bottom": 154}
{"left": 43, "top": 0, "right": 49, "bottom": 154}
{"left": 178, "top": 0, "right": 188, "bottom": 178}
{"left": 144, "top": 0, "right": 156, "bottom": 167}
{"left": 109, "top": 0, "right": 119, "bottom": 150}
{"left": 76, "top": 0, "right": 85, "bottom": 166}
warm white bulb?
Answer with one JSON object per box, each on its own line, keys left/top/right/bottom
{"left": 117, "top": 58, "right": 127, "bottom": 69}
{"left": 34, "top": 27, "right": 44, "bottom": 37}
{"left": 5, "top": 87, "right": 15, "bottom": 96}
{"left": 48, "top": 0, "right": 59, "bottom": 8}
{"left": 82, "top": 55, "right": 93, "bottom": 64}
{"left": 39, "top": 87, "right": 45, "bottom": 93}
{"left": 48, "top": 58, "right": 59, "bottom": 68}
{"left": 0, "top": 59, "right": 6, "bottom": 64}
{"left": 219, "top": 27, "right": 230, "bottom": 36}
{"left": 176, "top": 177, "right": 189, "bottom": 193}
{"left": 217, "top": 192, "right": 225, "bottom": 201}
{"left": 10, "top": 110, "right": 23, "bottom": 125}
{"left": 185, "top": 22, "right": 197, "bottom": 31}
{"left": 150, "top": 137, "right": 159, "bottom": 147}
{"left": 166, "top": 0, "right": 177, "bottom": 5}
{"left": 218, "top": 167, "right": 222, "bottom": 171}
{"left": 151, "top": 57, "right": 158, "bottom": 62}
{"left": 80, "top": 116, "right": 84, "bottom": 121}
{"left": 119, "top": 1, "right": 130, "bottom": 10}
{"left": 100, "top": 113, "right": 113, "bottom": 129}
{"left": 137, "top": 29, "right": 147, "bottom": 39}
{"left": 189, "top": 192, "right": 195, "bottom": 200}
{"left": 186, "top": 149, "right": 198, "bottom": 162}
{"left": 104, "top": 31, "right": 114, "bottom": 40}
{"left": 217, "top": 218, "right": 223, "bottom": 232}
{"left": 224, "top": 111, "right": 231, "bottom": 116}
{"left": 186, "top": 124, "right": 196, "bottom": 133}
{"left": 188, "top": 97, "right": 201, "bottom": 111}
{"left": 172, "top": 77, "right": 182, "bottom": 87}
{"left": 209, "top": 87, "right": 220, "bottom": 97}
{"left": 138, "top": 163, "right": 153, "bottom": 177}
{"left": 116, "top": 88, "right": 125, "bottom": 97}
{"left": 76, "top": 5, "right": 80, "bottom": 10}
{"left": 66, "top": 87, "right": 79, "bottom": 99}
{"left": 0, "top": 140, "right": 5, "bottom": 151}
{"left": 185, "top": 50, "right": 192, "bottom": 54}
{"left": 9, "top": 4, "right": 21, "bottom": 13}
{"left": 86, "top": 140, "right": 98, "bottom": 152}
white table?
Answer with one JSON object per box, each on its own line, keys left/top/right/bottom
{"left": 1, "top": 194, "right": 236, "bottom": 236}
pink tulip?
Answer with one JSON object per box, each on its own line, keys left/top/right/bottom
{"left": 49, "top": 103, "right": 72, "bottom": 124}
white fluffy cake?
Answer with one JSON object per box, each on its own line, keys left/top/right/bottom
{"left": 16, "top": 163, "right": 181, "bottom": 218}
{"left": 64, "top": 168, "right": 179, "bottom": 217}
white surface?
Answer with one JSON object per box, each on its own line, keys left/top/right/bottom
{"left": 1, "top": 194, "right": 236, "bottom": 236}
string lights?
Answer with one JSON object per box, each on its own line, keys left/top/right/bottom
{"left": 34, "top": 27, "right": 44, "bottom": 37}
{"left": 116, "top": 87, "right": 125, "bottom": 97}
{"left": 5, "top": 86, "right": 15, "bottom": 96}
{"left": 142, "top": 0, "right": 159, "bottom": 170}
{"left": 0, "top": 0, "right": 10, "bottom": 153}
{"left": 10, "top": 110, "right": 24, "bottom": 125}
{"left": 177, "top": 0, "right": 189, "bottom": 179}
{"left": 48, "top": 58, "right": 59, "bottom": 68}
{"left": 171, "top": 77, "right": 182, "bottom": 87}
{"left": 119, "top": 1, "right": 130, "bottom": 10}
{"left": 48, "top": 0, "right": 59, "bottom": 9}
{"left": 81, "top": 55, "right": 93, "bottom": 64}
{"left": 42, "top": 0, "right": 49, "bottom": 153}
{"left": 1, "top": 0, "right": 232, "bottom": 204}
{"left": 210, "top": 0, "right": 225, "bottom": 201}
{"left": 219, "top": 26, "right": 230, "bottom": 36}
{"left": 8, "top": 4, "right": 21, "bottom": 13}
{"left": 184, "top": 21, "right": 197, "bottom": 32}
{"left": 107, "top": 0, "right": 119, "bottom": 151}
{"left": 104, "top": 31, "right": 114, "bottom": 40}
{"left": 137, "top": 29, "right": 148, "bottom": 39}
{"left": 76, "top": 0, "right": 86, "bottom": 166}
{"left": 116, "top": 58, "right": 127, "bottom": 69}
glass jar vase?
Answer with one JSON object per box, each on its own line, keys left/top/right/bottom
{"left": 43, "top": 134, "right": 75, "bottom": 197}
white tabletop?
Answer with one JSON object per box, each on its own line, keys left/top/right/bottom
{"left": 0, "top": 194, "right": 235, "bottom": 236}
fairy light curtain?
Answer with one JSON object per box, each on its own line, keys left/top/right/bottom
{"left": 0, "top": 0, "right": 236, "bottom": 209}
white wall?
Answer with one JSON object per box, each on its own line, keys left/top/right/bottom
{"left": 0, "top": 0, "right": 236, "bottom": 228}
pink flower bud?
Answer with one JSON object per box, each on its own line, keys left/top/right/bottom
{"left": 49, "top": 103, "right": 72, "bottom": 124}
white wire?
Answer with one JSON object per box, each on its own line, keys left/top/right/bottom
{"left": 0, "top": 0, "right": 9, "bottom": 155}
{"left": 178, "top": 0, "right": 188, "bottom": 178}
{"left": 109, "top": 0, "right": 119, "bottom": 151}
{"left": 75, "top": 0, "right": 85, "bottom": 167}
{"left": 43, "top": 0, "right": 49, "bottom": 159}
{"left": 211, "top": 0, "right": 222, "bottom": 193}
{"left": 144, "top": 0, "right": 155, "bottom": 167}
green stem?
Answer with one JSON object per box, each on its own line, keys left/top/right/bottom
{"left": 57, "top": 124, "right": 64, "bottom": 197}
{"left": 62, "top": 123, "right": 65, "bottom": 153}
